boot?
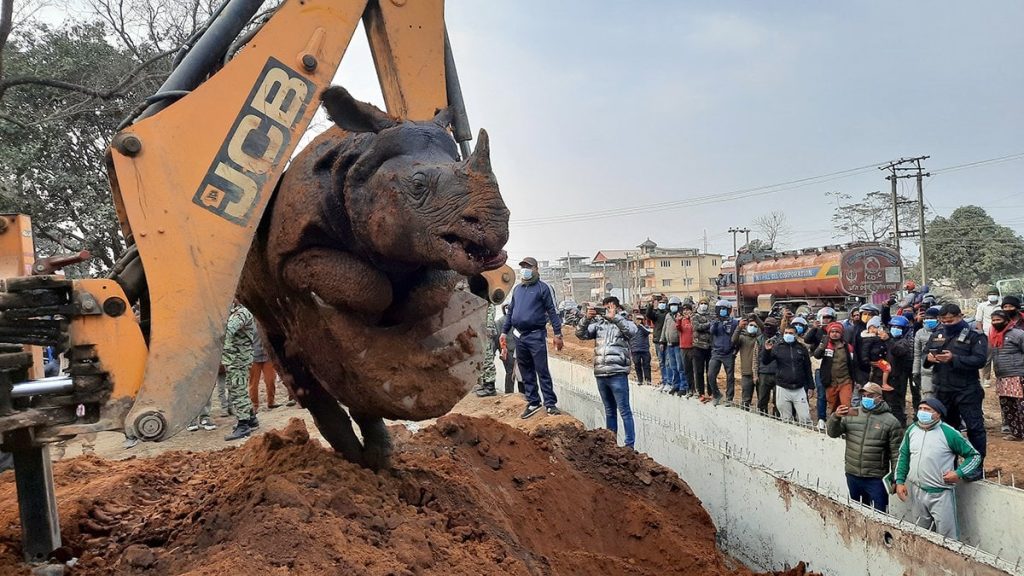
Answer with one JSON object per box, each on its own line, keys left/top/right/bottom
{"left": 224, "top": 421, "right": 252, "bottom": 441}
{"left": 475, "top": 381, "right": 497, "bottom": 397}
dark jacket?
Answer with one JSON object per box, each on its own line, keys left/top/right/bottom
{"left": 858, "top": 334, "right": 890, "bottom": 382}
{"left": 826, "top": 400, "right": 904, "bottom": 478}
{"left": 576, "top": 313, "right": 637, "bottom": 376}
{"left": 888, "top": 334, "right": 915, "bottom": 380}
{"left": 502, "top": 280, "right": 562, "bottom": 336}
{"left": 813, "top": 339, "right": 863, "bottom": 387}
{"left": 761, "top": 340, "right": 813, "bottom": 390}
{"left": 631, "top": 323, "right": 652, "bottom": 354}
{"left": 691, "top": 311, "right": 713, "bottom": 350}
{"left": 923, "top": 323, "right": 988, "bottom": 392}
{"left": 758, "top": 334, "right": 780, "bottom": 375}
{"left": 710, "top": 318, "right": 739, "bottom": 357}
{"left": 645, "top": 304, "right": 669, "bottom": 344}
{"left": 990, "top": 326, "right": 1024, "bottom": 378}
{"left": 804, "top": 325, "right": 825, "bottom": 350}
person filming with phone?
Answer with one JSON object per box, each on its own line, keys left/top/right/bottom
{"left": 576, "top": 296, "right": 639, "bottom": 449}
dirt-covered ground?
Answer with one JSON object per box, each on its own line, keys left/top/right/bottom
{"left": 554, "top": 328, "right": 1024, "bottom": 484}
{"left": 0, "top": 393, "right": 815, "bottom": 576}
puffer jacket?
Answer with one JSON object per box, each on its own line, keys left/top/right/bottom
{"left": 691, "top": 312, "right": 712, "bottom": 349}
{"left": 576, "top": 312, "right": 638, "bottom": 376}
{"left": 761, "top": 340, "right": 812, "bottom": 390}
{"left": 826, "top": 400, "right": 904, "bottom": 479}
{"left": 661, "top": 314, "right": 680, "bottom": 345}
{"left": 991, "top": 326, "right": 1024, "bottom": 378}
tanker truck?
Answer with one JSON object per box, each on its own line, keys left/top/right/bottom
{"left": 717, "top": 243, "right": 903, "bottom": 316}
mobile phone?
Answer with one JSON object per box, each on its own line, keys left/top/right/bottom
{"left": 594, "top": 306, "right": 607, "bottom": 315}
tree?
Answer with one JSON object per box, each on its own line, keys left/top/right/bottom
{"left": 924, "top": 206, "right": 1024, "bottom": 295}
{"left": 741, "top": 238, "right": 773, "bottom": 254}
{"left": 751, "top": 210, "right": 790, "bottom": 250}
{"left": 828, "top": 190, "right": 926, "bottom": 244}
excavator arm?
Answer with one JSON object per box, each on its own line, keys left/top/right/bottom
{"left": 0, "top": 0, "right": 512, "bottom": 561}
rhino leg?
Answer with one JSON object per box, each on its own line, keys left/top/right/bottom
{"left": 381, "top": 269, "right": 459, "bottom": 325}
{"left": 352, "top": 412, "right": 392, "bottom": 471}
{"left": 282, "top": 247, "right": 393, "bottom": 315}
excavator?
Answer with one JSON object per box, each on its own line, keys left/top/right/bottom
{"left": 0, "top": 0, "right": 512, "bottom": 562}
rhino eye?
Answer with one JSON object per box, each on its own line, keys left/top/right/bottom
{"left": 411, "top": 172, "right": 429, "bottom": 194}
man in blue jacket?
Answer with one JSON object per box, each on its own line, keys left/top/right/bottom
{"left": 501, "top": 257, "right": 564, "bottom": 419}
{"left": 706, "top": 299, "right": 739, "bottom": 406}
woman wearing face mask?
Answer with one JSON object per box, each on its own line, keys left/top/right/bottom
{"left": 913, "top": 306, "right": 940, "bottom": 402}
{"left": 989, "top": 310, "right": 1024, "bottom": 441}
{"left": 976, "top": 287, "right": 1003, "bottom": 386}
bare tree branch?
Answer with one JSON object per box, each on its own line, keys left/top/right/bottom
{"left": 752, "top": 210, "right": 791, "bottom": 250}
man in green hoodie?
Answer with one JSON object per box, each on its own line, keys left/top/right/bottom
{"left": 894, "top": 397, "right": 982, "bottom": 539}
{"left": 826, "top": 383, "right": 903, "bottom": 511}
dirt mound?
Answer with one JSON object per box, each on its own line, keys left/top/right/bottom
{"left": 0, "top": 416, "right": 809, "bottom": 575}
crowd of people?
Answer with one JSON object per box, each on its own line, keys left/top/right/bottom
{"left": 488, "top": 258, "right": 1022, "bottom": 541}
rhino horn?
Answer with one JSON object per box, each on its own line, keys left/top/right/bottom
{"left": 466, "top": 129, "right": 491, "bottom": 173}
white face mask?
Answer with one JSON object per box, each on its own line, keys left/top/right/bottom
{"left": 697, "top": 304, "right": 709, "bottom": 313}
{"left": 989, "top": 295, "right": 1000, "bottom": 304}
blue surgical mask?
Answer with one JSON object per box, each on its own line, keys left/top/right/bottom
{"left": 658, "top": 303, "right": 667, "bottom": 311}
{"left": 795, "top": 325, "right": 805, "bottom": 335}
{"left": 917, "top": 410, "right": 934, "bottom": 424}
{"left": 783, "top": 334, "right": 796, "bottom": 344}
{"left": 719, "top": 309, "right": 729, "bottom": 317}
{"left": 861, "top": 397, "right": 876, "bottom": 410}
{"left": 890, "top": 327, "right": 904, "bottom": 338}
{"left": 669, "top": 305, "right": 679, "bottom": 313}
{"left": 747, "top": 325, "right": 758, "bottom": 334}
{"left": 520, "top": 268, "right": 534, "bottom": 280}
{"left": 923, "top": 319, "right": 939, "bottom": 330}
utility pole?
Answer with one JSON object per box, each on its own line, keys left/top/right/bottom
{"left": 565, "top": 251, "right": 575, "bottom": 303}
{"left": 728, "top": 227, "right": 750, "bottom": 314}
{"left": 880, "top": 156, "right": 930, "bottom": 284}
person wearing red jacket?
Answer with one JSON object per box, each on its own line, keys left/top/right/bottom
{"left": 676, "top": 306, "right": 697, "bottom": 397}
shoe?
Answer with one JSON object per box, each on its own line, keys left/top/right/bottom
{"left": 186, "top": 423, "right": 200, "bottom": 432}
{"left": 224, "top": 422, "right": 252, "bottom": 441}
{"left": 220, "top": 410, "right": 231, "bottom": 418}
{"left": 267, "top": 403, "right": 281, "bottom": 409}
{"left": 248, "top": 416, "right": 260, "bottom": 429}
{"left": 200, "top": 418, "right": 217, "bottom": 431}
{"left": 817, "top": 419, "right": 825, "bottom": 431}
{"left": 545, "top": 406, "right": 561, "bottom": 416}
{"left": 660, "top": 384, "right": 672, "bottom": 393}
{"left": 475, "top": 385, "right": 497, "bottom": 397}
{"left": 520, "top": 404, "right": 542, "bottom": 419}
{"left": 1005, "top": 435, "right": 1023, "bottom": 442}
{"left": 1002, "top": 425, "right": 1011, "bottom": 434}
{"left": 712, "top": 396, "right": 720, "bottom": 406}
{"left": 881, "top": 384, "right": 895, "bottom": 392}
{"left": 286, "top": 400, "right": 296, "bottom": 407}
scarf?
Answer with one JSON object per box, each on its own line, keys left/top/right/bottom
{"left": 990, "top": 324, "right": 1010, "bottom": 349}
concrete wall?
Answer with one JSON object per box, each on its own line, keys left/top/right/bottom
{"left": 519, "top": 358, "right": 1023, "bottom": 575}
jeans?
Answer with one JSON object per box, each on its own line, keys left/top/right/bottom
{"left": 516, "top": 330, "right": 558, "bottom": 408}
{"left": 633, "top": 350, "right": 652, "bottom": 383}
{"left": 691, "top": 347, "right": 710, "bottom": 396}
{"left": 663, "top": 344, "right": 679, "bottom": 387}
{"left": 680, "top": 348, "right": 696, "bottom": 393}
{"left": 846, "top": 473, "right": 888, "bottom": 512}
{"left": 814, "top": 368, "right": 826, "bottom": 421}
{"left": 655, "top": 343, "right": 667, "bottom": 384}
{"left": 707, "top": 353, "right": 735, "bottom": 400}
{"left": 596, "top": 374, "right": 635, "bottom": 447}
{"left": 667, "top": 346, "right": 688, "bottom": 392}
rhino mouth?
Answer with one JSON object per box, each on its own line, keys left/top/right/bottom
{"left": 441, "top": 234, "right": 508, "bottom": 272}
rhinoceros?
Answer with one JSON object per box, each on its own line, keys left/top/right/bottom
{"left": 239, "top": 86, "right": 509, "bottom": 469}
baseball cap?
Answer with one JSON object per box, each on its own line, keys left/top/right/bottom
{"left": 518, "top": 257, "right": 538, "bottom": 268}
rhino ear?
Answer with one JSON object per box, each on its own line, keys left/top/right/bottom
{"left": 321, "top": 86, "right": 398, "bottom": 133}
{"left": 432, "top": 106, "right": 454, "bottom": 130}
{"left": 465, "top": 128, "right": 491, "bottom": 173}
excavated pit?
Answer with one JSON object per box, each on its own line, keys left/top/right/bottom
{"left": 0, "top": 410, "right": 814, "bottom": 575}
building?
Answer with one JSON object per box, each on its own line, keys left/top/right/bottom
{"left": 590, "top": 249, "right": 640, "bottom": 304}
{"left": 541, "top": 254, "right": 597, "bottom": 305}
{"left": 626, "top": 239, "right": 722, "bottom": 304}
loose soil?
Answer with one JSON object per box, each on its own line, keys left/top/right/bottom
{"left": 0, "top": 395, "right": 814, "bottom": 576}
{"left": 554, "top": 329, "right": 1024, "bottom": 484}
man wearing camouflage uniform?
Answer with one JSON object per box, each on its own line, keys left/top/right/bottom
{"left": 476, "top": 304, "right": 499, "bottom": 397}
{"left": 224, "top": 301, "right": 259, "bottom": 441}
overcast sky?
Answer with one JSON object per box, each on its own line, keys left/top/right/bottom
{"left": 333, "top": 1, "right": 1024, "bottom": 264}
{"left": 44, "top": 1, "right": 1024, "bottom": 264}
